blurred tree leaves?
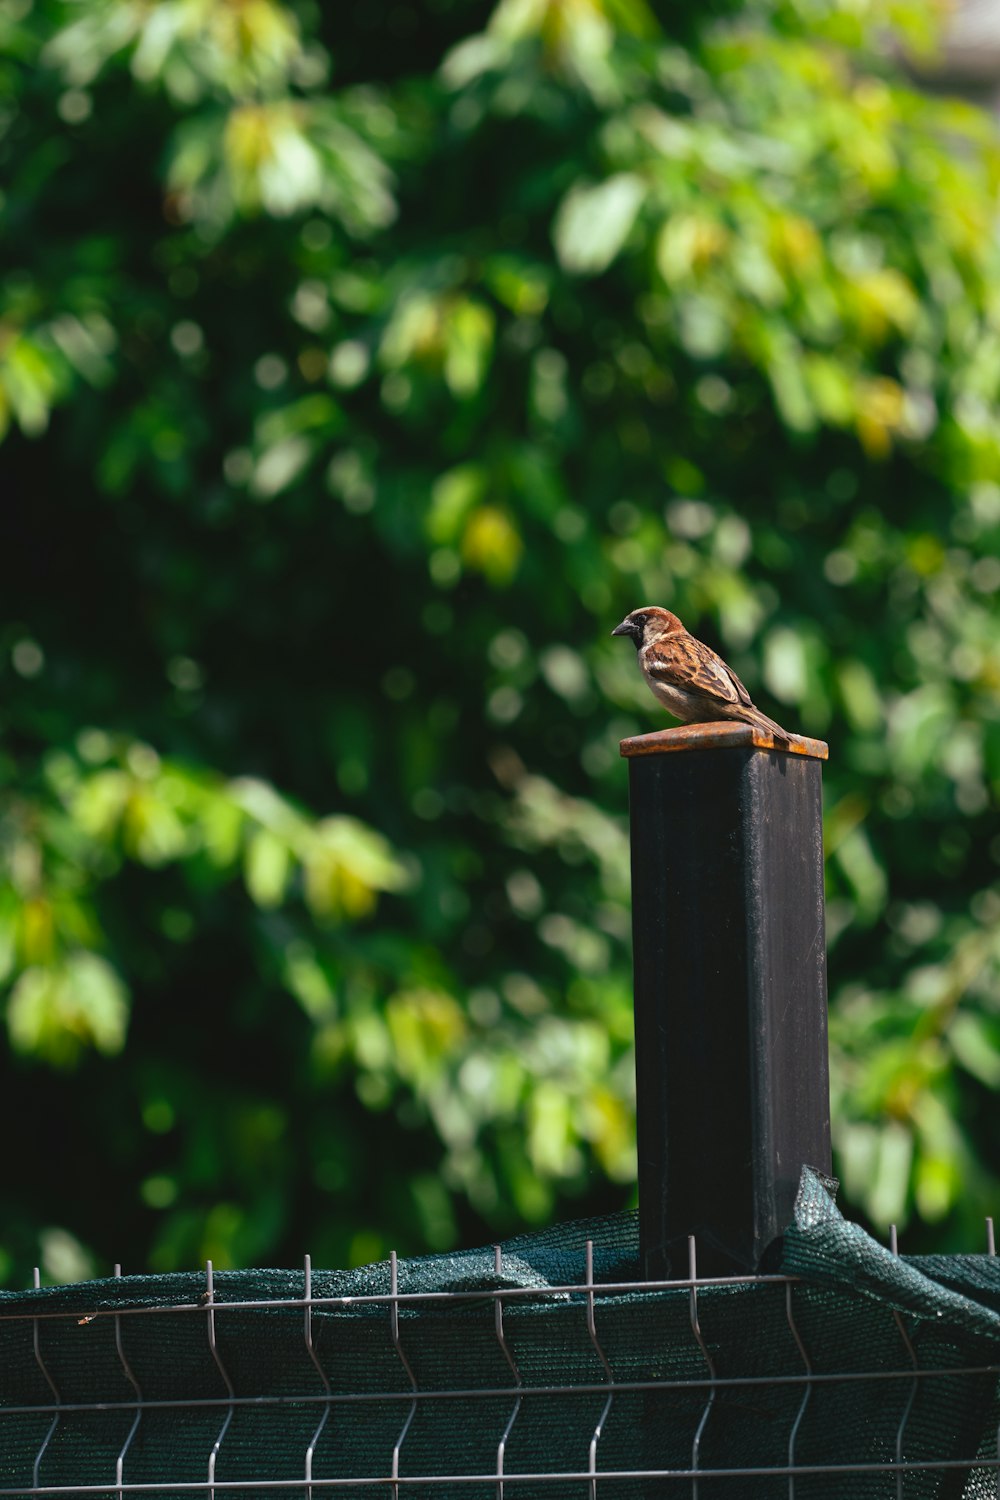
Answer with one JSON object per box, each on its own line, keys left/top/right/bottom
{"left": 1, "top": 0, "right": 999, "bottom": 1279}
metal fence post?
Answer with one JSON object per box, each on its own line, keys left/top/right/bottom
{"left": 620, "top": 721, "right": 832, "bottom": 1278}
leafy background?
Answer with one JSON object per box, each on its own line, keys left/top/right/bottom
{"left": 2, "top": 0, "right": 999, "bottom": 1283}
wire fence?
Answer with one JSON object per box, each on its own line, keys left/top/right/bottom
{"left": 3, "top": 1229, "right": 1000, "bottom": 1498}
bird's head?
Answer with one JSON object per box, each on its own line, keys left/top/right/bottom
{"left": 611, "top": 606, "right": 683, "bottom": 650}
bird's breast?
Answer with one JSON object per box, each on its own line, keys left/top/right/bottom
{"left": 641, "top": 670, "right": 702, "bottom": 722}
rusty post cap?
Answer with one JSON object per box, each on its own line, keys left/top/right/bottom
{"left": 619, "top": 721, "right": 829, "bottom": 761}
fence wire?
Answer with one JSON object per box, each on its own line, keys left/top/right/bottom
{"left": 2, "top": 1229, "right": 1000, "bottom": 1499}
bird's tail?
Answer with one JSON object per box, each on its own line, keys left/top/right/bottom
{"left": 744, "top": 706, "right": 791, "bottom": 744}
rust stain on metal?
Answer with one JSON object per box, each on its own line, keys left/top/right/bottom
{"left": 619, "top": 721, "right": 829, "bottom": 761}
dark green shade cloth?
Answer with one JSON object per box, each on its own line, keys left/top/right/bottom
{"left": 2, "top": 1170, "right": 998, "bottom": 1497}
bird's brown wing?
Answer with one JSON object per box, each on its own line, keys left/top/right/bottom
{"left": 644, "top": 634, "right": 753, "bottom": 709}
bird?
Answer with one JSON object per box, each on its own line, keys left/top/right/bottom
{"left": 611, "top": 606, "right": 790, "bottom": 740}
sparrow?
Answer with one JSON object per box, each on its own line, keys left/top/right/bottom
{"left": 611, "top": 606, "right": 789, "bottom": 740}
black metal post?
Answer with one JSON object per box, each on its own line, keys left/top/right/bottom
{"left": 621, "top": 721, "right": 832, "bottom": 1278}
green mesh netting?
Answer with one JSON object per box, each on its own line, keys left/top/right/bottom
{"left": 1, "top": 1169, "right": 999, "bottom": 1498}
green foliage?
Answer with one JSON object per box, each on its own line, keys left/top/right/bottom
{"left": 2, "top": 0, "right": 999, "bottom": 1279}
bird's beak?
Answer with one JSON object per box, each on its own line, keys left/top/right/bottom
{"left": 611, "top": 619, "right": 633, "bottom": 638}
